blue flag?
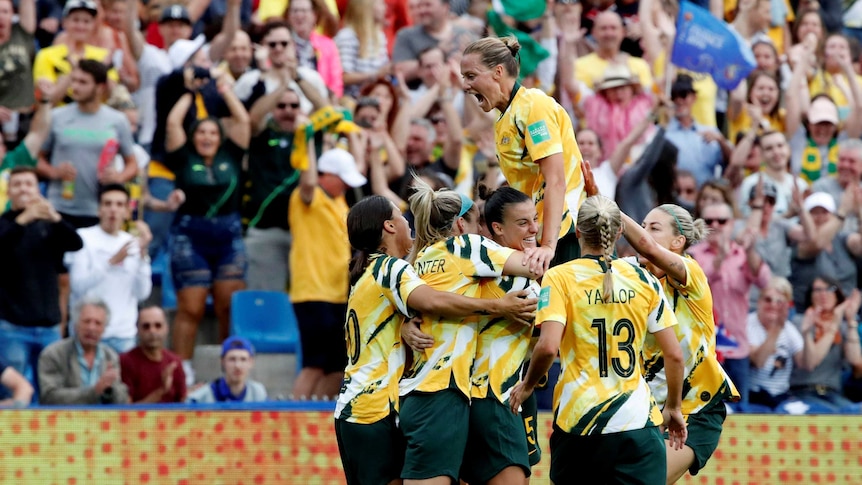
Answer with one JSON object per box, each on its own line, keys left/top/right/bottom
{"left": 671, "top": 1, "right": 756, "bottom": 91}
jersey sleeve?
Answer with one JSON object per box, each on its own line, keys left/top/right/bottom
{"left": 536, "top": 268, "right": 568, "bottom": 327}
{"left": 523, "top": 95, "right": 564, "bottom": 162}
{"left": 381, "top": 257, "right": 427, "bottom": 317}
{"left": 672, "top": 256, "right": 707, "bottom": 300}
{"left": 466, "top": 234, "right": 515, "bottom": 278}
{"left": 646, "top": 280, "right": 677, "bottom": 334}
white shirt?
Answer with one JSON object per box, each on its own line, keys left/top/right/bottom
{"left": 131, "top": 45, "right": 171, "bottom": 146}
{"left": 747, "top": 313, "right": 804, "bottom": 397}
{"left": 592, "top": 159, "right": 619, "bottom": 199}
{"left": 66, "top": 226, "right": 153, "bottom": 339}
{"left": 234, "top": 66, "right": 329, "bottom": 115}
{"left": 738, "top": 171, "right": 808, "bottom": 217}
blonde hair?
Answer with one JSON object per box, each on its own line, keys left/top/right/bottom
{"left": 343, "top": 0, "right": 380, "bottom": 59}
{"left": 763, "top": 276, "right": 793, "bottom": 302}
{"left": 577, "top": 196, "right": 621, "bottom": 303}
{"left": 408, "top": 176, "right": 466, "bottom": 263}
{"left": 463, "top": 35, "right": 520, "bottom": 78}
{"left": 656, "top": 204, "right": 709, "bottom": 250}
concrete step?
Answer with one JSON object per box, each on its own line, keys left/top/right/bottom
{"left": 190, "top": 345, "right": 299, "bottom": 400}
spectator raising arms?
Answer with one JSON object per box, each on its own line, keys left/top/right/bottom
{"left": 164, "top": 67, "right": 250, "bottom": 385}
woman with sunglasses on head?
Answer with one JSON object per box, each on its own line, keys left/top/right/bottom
{"left": 399, "top": 180, "right": 542, "bottom": 485}
{"left": 336, "top": 195, "right": 536, "bottom": 485}
{"left": 615, "top": 192, "right": 740, "bottom": 482}
{"left": 461, "top": 35, "right": 586, "bottom": 273}
{"left": 510, "top": 193, "right": 687, "bottom": 485}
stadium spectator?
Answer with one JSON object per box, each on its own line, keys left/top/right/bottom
{"left": 289, "top": 147, "right": 365, "bottom": 400}
{"left": 737, "top": 130, "right": 808, "bottom": 216}
{"left": 334, "top": 0, "right": 391, "bottom": 99}
{"left": 783, "top": 276, "right": 862, "bottom": 413}
{"left": 287, "top": 0, "right": 343, "bottom": 98}
{"left": 0, "top": 85, "right": 53, "bottom": 173}
{"left": 38, "top": 296, "right": 130, "bottom": 405}
{"left": 0, "top": 356, "right": 33, "bottom": 407}
{"left": 66, "top": 184, "right": 153, "bottom": 354}
{"left": 222, "top": 30, "right": 254, "bottom": 81}
{"left": 574, "top": 11, "right": 654, "bottom": 92}
{"left": 0, "top": 0, "right": 36, "bottom": 144}
{"left": 747, "top": 277, "right": 804, "bottom": 411}
{"left": 164, "top": 67, "right": 250, "bottom": 385}
{"left": 408, "top": 46, "right": 465, "bottom": 117}
{"left": 0, "top": 167, "right": 82, "bottom": 399}
{"left": 694, "top": 178, "right": 740, "bottom": 219}
{"left": 808, "top": 33, "right": 862, "bottom": 121}
{"left": 728, "top": 70, "right": 788, "bottom": 143}
{"left": 689, "top": 201, "right": 771, "bottom": 409}
{"left": 812, "top": 138, "right": 862, "bottom": 232}
{"left": 120, "top": 304, "right": 186, "bottom": 403}
{"left": 186, "top": 336, "right": 267, "bottom": 403}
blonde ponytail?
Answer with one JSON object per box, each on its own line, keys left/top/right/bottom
{"left": 577, "top": 196, "right": 622, "bottom": 303}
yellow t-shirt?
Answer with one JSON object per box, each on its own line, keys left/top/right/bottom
{"left": 400, "top": 234, "right": 515, "bottom": 398}
{"left": 537, "top": 256, "right": 677, "bottom": 435}
{"left": 335, "top": 254, "right": 427, "bottom": 424}
{"left": 33, "top": 44, "right": 120, "bottom": 86}
{"left": 574, "top": 53, "right": 655, "bottom": 92}
{"left": 471, "top": 276, "right": 540, "bottom": 403}
{"left": 808, "top": 70, "right": 862, "bottom": 122}
{"left": 728, "top": 107, "right": 786, "bottom": 143}
{"left": 642, "top": 256, "right": 739, "bottom": 415}
{"left": 257, "top": 0, "right": 339, "bottom": 23}
{"left": 495, "top": 84, "right": 585, "bottom": 244}
{"left": 724, "top": 0, "right": 795, "bottom": 55}
{"left": 652, "top": 52, "right": 718, "bottom": 128}
{"left": 288, "top": 186, "right": 350, "bottom": 303}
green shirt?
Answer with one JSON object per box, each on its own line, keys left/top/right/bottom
{"left": 242, "top": 125, "right": 302, "bottom": 230}
{"left": 165, "top": 139, "right": 246, "bottom": 217}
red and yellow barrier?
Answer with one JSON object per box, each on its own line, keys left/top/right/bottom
{"left": 0, "top": 409, "right": 860, "bottom": 484}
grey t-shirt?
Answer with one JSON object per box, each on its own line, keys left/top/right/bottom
{"left": 43, "top": 104, "right": 135, "bottom": 217}
{"left": 789, "top": 313, "right": 847, "bottom": 391}
{"left": 0, "top": 24, "right": 36, "bottom": 109}
{"left": 789, "top": 232, "right": 857, "bottom": 313}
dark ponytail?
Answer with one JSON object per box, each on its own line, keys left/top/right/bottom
{"left": 347, "top": 196, "right": 395, "bottom": 286}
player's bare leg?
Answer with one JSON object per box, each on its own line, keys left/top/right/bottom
{"left": 665, "top": 441, "right": 696, "bottom": 484}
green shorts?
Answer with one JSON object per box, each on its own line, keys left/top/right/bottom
{"left": 550, "top": 425, "right": 665, "bottom": 485}
{"left": 400, "top": 389, "right": 470, "bottom": 481}
{"left": 521, "top": 393, "right": 542, "bottom": 467}
{"left": 550, "top": 232, "right": 580, "bottom": 268}
{"left": 460, "top": 398, "right": 531, "bottom": 484}
{"left": 663, "top": 402, "right": 727, "bottom": 476}
{"left": 335, "top": 413, "right": 405, "bottom": 485}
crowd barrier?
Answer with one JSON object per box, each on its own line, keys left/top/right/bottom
{"left": 0, "top": 403, "right": 860, "bottom": 484}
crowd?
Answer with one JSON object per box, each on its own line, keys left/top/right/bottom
{"left": 0, "top": 0, "right": 860, "bottom": 452}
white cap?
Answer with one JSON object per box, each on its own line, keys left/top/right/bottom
{"left": 318, "top": 148, "right": 367, "bottom": 188}
{"left": 168, "top": 34, "right": 206, "bottom": 69}
{"left": 803, "top": 192, "right": 836, "bottom": 213}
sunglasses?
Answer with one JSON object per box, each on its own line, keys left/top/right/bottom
{"left": 429, "top": 117, "right": 446, "bottom": 124}
{"left": 812, "top": 285, "right": 838, "bottom": 293}
{"left": 704, "top": 218, "right": 729, "bottom": 226}
{"left": 760, "top": 296, "right": 787, "bottom": 305}
{"left": 268, "top": 40, "right": 290, "bottom": 49}
{"left": 140, "top": 322, "right": 164, "bottom": 330}
{"left": 277, "top": 102, "right": 300, "bottom": 109}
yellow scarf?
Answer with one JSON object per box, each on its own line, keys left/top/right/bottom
{"left": 800, "top": 137, "right": 838, "bottom": 183}
{"left": 291, "top": 106, "right": 362, "bottom": 170}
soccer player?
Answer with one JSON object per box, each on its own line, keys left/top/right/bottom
{"left": 510, "top": 195, "right": 687, "bottom": 485}
{"left": 461, "top": 35, "right": 586, "bottom": 271}
{"left": 399, "top": 180, "right": 542, "bottom": 484}
{"left": 619, "top": 203, "right": 739, "bottom": 483}
{"left": 463, "top": 186, "right": 542, "bottom": 484}
{"left": 335, "top": 195, "right": 536, "bottom": 485}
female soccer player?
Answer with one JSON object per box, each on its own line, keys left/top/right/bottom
{"left": 335, "top": 195, "right": 535, "bottom": 485}
{"left": 399, "top": 181, "right": 541, "bottom": 485}
{"left": 620, "top": 204, "right": 740, "bottom": 483}
{"left": 461, "top": 36, "right": 585, "bottom": 271}
{"left": 510, "top": 195, "right": 687, "bottom": 485}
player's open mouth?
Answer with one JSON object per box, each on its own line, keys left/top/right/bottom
{"left": 473, "top": 92, "right": 484, "bottom": 104}
{"left": 523, "top": 236, "right": 537, "bottom": 247}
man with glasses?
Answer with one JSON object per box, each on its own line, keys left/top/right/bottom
{"left": 690, "top": 201, "right": 771, "bottom": 409}
{"left": 120, "top": 304, "right": 186, "bottom": 403}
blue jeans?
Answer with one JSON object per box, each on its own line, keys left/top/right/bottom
{"left": 144, "top": 177, "right": 176, "bottom": 260}
{"left": 170, "top": 212, "right": 247, "bottom": 290}
{"left": 723, "top": 357, "right": 750, "bottom": 411}
{"left": 0, "top": 319, "right": 61, "bottom": 402}
{"left": 102, "top": 336, "right": 137, "bottom": 354}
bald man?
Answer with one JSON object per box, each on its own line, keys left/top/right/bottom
{"left": 224, "top": 30, "right": 254, "bottom": 80}
{"left": 574, "top": 11, "right": 654, "bottom": 91}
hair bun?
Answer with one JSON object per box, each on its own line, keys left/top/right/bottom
{"left": 502, "top": 37, "right": 521, "bottom": 58}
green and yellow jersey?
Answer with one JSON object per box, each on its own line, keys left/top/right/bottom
{"left": 642, "top": 256, "right": 739, "bottom": 415}
{"left": 538, "top": 256, "right": 676, "bottom": 435}
{"left": 400, "top": 234, "right": 515, "bottom": 398}
{"left": 494, "top": 83, "right": 585, "bottom": 244}
{"left": 335, "top": 255, "right": 426, "bottom": 424}
{"left": 471, "top": 276, "right": 541, "bottom": 403}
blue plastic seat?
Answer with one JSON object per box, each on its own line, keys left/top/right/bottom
{"left": 230, "top": 290, "right": 302, "bottom": 368}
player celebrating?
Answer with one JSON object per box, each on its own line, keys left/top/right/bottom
{"left": 510, "top": 195, "right": 687, "bottom": 485}
{"left": 335, "top": 195, "right": 536, "bottom": 485}
{"left": 461, "top": 36, "right": 585, "bottom": 272}
{"left": 399, "top": 180, "right": 541, "bottom": 485}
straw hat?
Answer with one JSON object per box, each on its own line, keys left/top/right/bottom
{"left": 595, "top": 63, "right": 640, "bottom": 92}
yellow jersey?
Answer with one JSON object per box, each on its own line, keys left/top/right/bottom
{"left": 728, "top": 107, "right": 786, "bottom": 143}
{"left": 471, "top": 276, "right": 541, "bottom": 403}
{"left": 32, "top": 44, "right": 120, "bottom": 89}
{"left": 642, "top": 256, "right": 739, "bottom": 415}
{"left": 808, "top": 70, "right": 862, "bottom": 122}
{"left": 495, "top": 84, "right": 585, "bottom": 244}
{"left": 288, "top": 186, "right": 350, "bottom": 303}
{"left": 400, "top": 234, "right": 515, "bottom": 398}
{"left": 537, "top": 256, "right": 677, "bottom": 435}
{"left": 574, "top": 53, "right": 655, "bottom": 92}
{"left": 335, "top": 254, "right": 427, "bottom": 424}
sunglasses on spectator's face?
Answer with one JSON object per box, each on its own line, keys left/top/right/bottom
{"left": 277, "top": 102, "right": 300, "bottom": 109}
{"left": 140, "top": 322, "right": 164, "bottom": 330}
{"left": 704, "top": 217, "right": 729, "bottom": 226}
{"left": 760, "top": 296, "right": 787, "bottom": 305}
{"left": 268, "top": 40, "right": 290, "bottom": 49}
{"left": 429, "top": 117, "right": 445, "bottom": 125}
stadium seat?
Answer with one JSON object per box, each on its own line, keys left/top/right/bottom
{"left": 230, "top": 290, "right": 303, "bottom": 368}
